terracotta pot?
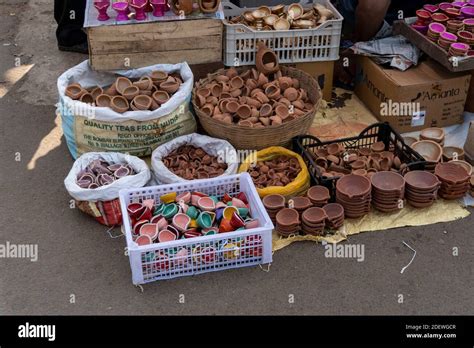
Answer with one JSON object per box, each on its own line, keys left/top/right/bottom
{"left": 115, "top": 77, "right": 132, "bottom": 95}
{"left": 133, "top": 95, "right": 153, "bottom": 110}
{"left": 65, "top": 83, "right": 86, "bottom": 100}
{"left": 152, "top": 90, "right": 170, "bottom": 105}
{"left": 111, "top": 95, "right": 129, "bottom": 113}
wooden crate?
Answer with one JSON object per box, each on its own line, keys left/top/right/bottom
{"left": 87, "top": 19, "right": 223, "bottom": 71}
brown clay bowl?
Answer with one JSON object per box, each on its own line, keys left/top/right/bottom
{"left": 449, "top": 160, "right": 472, "bottom": 176}
{"left": 302, "top": 207, "right": 327, "bottom": 224}
{"left": 263, "top": 194, "right": 285, "bottom": 210}
{"left": 289, "top": 196, "right": 312, "bottom": 211}
{"left": 420, "top": 127, "right": 445, "bottom": 143}
{"left": 435, "top": 162, "right": 470, "bottom": 184}
{"left": 443, "top": 146, "right": 465, "bottom": 161}
{"left": 411, "top": 140, "right": 443, "bottom": 162}
{"left": 307, "top": 185, "right": 330, "bottom": 202}
{"left": 276, "top": 208, "right": 300, "bottom": 227}
{"left": 404, "top": 170, "right": 440, "bottom": 191}
{"left": 370, "top": 171, "right": 405, "bottom": 193}
{"left": 336, "top": 174, "right": 371, "bottom": 198}
{"left": 322, "top": 203, "right": 344, "bottom": 220}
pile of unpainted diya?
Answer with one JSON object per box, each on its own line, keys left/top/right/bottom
{"left": 228, "top": 3, "right": 334, "bottom": 31}
{"left": 65, "top": 70, "right": 182, "bottom": 113}
{"left": 127, "top": 190, "right": 259, "bottom": 246}
{"left": 370, "top": 171, "right": 405, "bottom": 212}
{"left": 193, "top": 44, "right": 316, "bottom": 128}
{"left": 310, "top": 141, "right": 405, "bottom": 180}
{"left": 163, "top": 145, "right": 228, "bottom": 180}
{"left": 412, "top": 2, "right": 474, "bottom": 57}
{"left": 263, "top": 187, "right": 345, "bottom": 237}
{"left": 76, "top": 159, "right": 136, "bottom": 189}
{"left": 247, "top": 155, "right": 301, "bottom": 188}
{"left": 435, "top": 162, "right": 471, "bottom": 199}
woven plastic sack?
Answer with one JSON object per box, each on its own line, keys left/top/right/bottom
{"left": 239, "top": 146, "right": 310, "bottom": 198}
{"left": 151, "top": 133, "right": 239, "bottom": 184}
{"left": 64, "top": 152, "right": 151, "bottom": 226}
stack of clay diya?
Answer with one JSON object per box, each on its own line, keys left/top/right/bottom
{"left": 322, "top": 203, "right": 344, "bottom": 229}
{"left": 248, "top": 155, "right": 301, "bottom": 189}
{"left": 193, "top": 44, "right": 316, "bottom": 128}
{"left": 403, "top": 170, "right": 440, "bottom": 208}
{"left": 435, "top": 162, "right": 471, "bottom": 199}
{"left": 262, "top": 194, "right": 285, "bottom": 224}
{"left": 301, "top": 207, "right": 326, "bottom": 236}
{"left": 228, "top": 3, "right": 334, "bottom": 31}
{"left": 310, "top": 141, "right": 404, "bottom": 180}
{"left": 76, "top": 159, "right": 136, "bottom": 189}
{"left": 370, "top": 171, "right": 405, "bottom": 212}
{"left": 306, "top": 185, "right": 330, "bottom": 207}
{"left": 411, "top": 139, "right": 443, "bottom": 173}
{"left": 275, "top": 208, "right": 301, "bottom": 237}
{"left": 65, "top": 70, "right": 182, "bottom": 113}
{"left": 163, "top": 145, "right": 227, "bottom": 180}
{"left": 336, "top": 174, "right": 372, "bottom": 218}
{"left": 127, "top": 190, "right": 259, "bottom": 246}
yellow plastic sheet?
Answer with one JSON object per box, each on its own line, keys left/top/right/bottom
{"left": 239, "top": 146, "right": 310, "bottom": 199}
{"left": 272, "top": 199, "right": 470, "bottom": 251}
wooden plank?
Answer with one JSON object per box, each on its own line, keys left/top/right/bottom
{"left": 393, "top": 20, "right": 474, "bottom": 73}
{"left": 89, "top": 35, "right": 222, "bottom": 54}
{"left": 88, "top": 19, "right": 222, "bottom": 42}
{"left": 90, "top": 48, "right": 222, "bottom": 70}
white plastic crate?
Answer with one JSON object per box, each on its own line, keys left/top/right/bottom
{"left": 223, "top": 0, "right": 343, "bottom": 66}
{"left": 119, "top": 173, "right": 273, "bottom": 284}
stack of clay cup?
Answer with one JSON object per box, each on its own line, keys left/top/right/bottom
{"left": 403, "top": 170, "right": 440, "bottom": 208}
{"left": 301, "top": 207, "right": 327, "bottom": 236}
{"left": 306, "top": 185, "right": 330, "bottom": 207}
{"left": 370, "top": 171, "right": 405, "bottom": 212}
{"left": 435, "top": 162, "right": 471, "bottom": 200}
{"left": 336, "top": 174, "right": 372, "bottom": 218}
{"left": 322, "top": 203, "right": 344, "bottom": 230}
{"left": 262, "top": 194, "right": 286, "bottom": 225}
{"left": 275, "top": 208, "right": 300, "bottom": 237}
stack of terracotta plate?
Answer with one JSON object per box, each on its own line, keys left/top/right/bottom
{"left": 275, "top": 208, "right": 300, "bottom": 237}
{"left": 262, "top": 194, "right": 285, "bottom": 224}
{"left": 306, "top": 185, "right": 330, "bottom": 207}
{"left": 370, "top": 171, "right": 405, "bottom": 212}
{"left": 435, "top": 162, "right": 471, "bottom": 200}
{"left": 404, "top": 170, "right": 440, "bottom": 208}
{"left": 335, "top": 174, "right": 372, "bottom": 218}
{"left": 301, "top": 207, "right": 327, "bottom": 236}
{"left": 322, "top": 203, "right": 344, "bottom": 230}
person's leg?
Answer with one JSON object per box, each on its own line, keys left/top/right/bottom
{"left": 54, "top": 0, "right": 88, "bottom": 53}
{"left": 334, "top": 0, "right": 358, "bottom": 41}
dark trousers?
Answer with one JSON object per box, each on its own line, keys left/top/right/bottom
{"left": 54, "top": 0, "right": 87, "bottom": 46}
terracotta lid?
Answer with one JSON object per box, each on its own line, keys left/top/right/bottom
{"left": 336, "top": 174, "right": 371, "bottom": 198}
{"left": 370, "top": 171, "right": 405, "bottom": 193}
{"left": 276, "top": 208, "right": 300, "bottom": 227}
{"left": 302, "top": 207, "right": 327, "bottom": 224}
{"left": 435, "top": 162, "right": 470, "bottom": 184}
{"left": 411, "top": 140, "right": 443, "bottom": 162}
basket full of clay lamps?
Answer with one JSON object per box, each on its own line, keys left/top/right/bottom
{"left": 192, "top": 44, "right": 321, "bottom": 150}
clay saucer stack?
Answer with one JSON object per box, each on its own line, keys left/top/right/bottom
{"left": 306, "top": 185, "right": 330, "bottom": 207}
{"left": 435, "top": 162, "right": 471, "bottom": 200}
{"left": 263, "top": 194, "right": 285, "bottom": 224}
{"left": 370, "top": 171, "right": 405, "bottom": 212}
{"left": 404, "top": 170, "right": 440, "bottom": 208}
{"left": 336, "top": 174, "right": 372, "bottom": 218}
{"left": 275, "top": 208, "right": 300, "bottom": 237}
{"left": 322, "top": 203, "right": 344, "bottom": 230}
{"left": 301, "top": 207, "right": 327, "bottom": 236}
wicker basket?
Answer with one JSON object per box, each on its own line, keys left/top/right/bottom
{"left": 192, "top": 66, "right": 321, "bottom": 150}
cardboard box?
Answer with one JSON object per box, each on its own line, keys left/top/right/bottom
{"left": 284, "top": 61, "right": 334, "bottom": 101}
{"left": 355, "top": 57, "right": 471, "bottom": 133}
{"left": 465, "top": 70, "right": 474, "bottom": 113}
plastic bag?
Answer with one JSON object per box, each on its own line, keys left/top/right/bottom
{"left": 151, "top": 133, "right": 239, "bottom": 184}
{"left": 239, "top": 146, "right": 310, "bottom": 198}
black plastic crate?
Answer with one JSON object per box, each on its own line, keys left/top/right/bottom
{"left": 292, "top": 122, "right": 427, "bottom": 197}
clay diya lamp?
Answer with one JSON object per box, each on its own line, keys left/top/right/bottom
{"left": 115, "top": 77, "right": 132, "bottom": 95}
{"left": 255, "top": 42, "right": 279, "bottom": 75}
{"left": 151, "top": 70, "right": 168, "bottom": 85}
{"left": 80, "top": 93, "right": 94, "bottom": 105}
{"left": 150, "top": 0, "right": 166, "bottom": 17}
{"left": 135, "top": 235, "right": 152, "bottom": 246}
{"left": 152, "top": 90, "right": 170, "bottom": 105}
{"left": 461, "top": 6, "right": 474, "bottom": 18}
{"left": 445, "top": 7, "right": 461, "bottom": 18}
{"left": 288, "top": 196, "right": 312, "bottom": 213}
{"left": 176, "top": 191, "right": 191, "bottom": 204}
{"left": 416, "top": 9, "right": 431, "bottom": 24}
{"left": 432, "top": 12, "right": 449, "bottom": 23}
{"left": 370, "top": 141, "right": 385, "bottom": 153}
{"left": 449, "top": 42, "right": 470, "bottom": 56}
{"left": 307, "top": 185, "right": 330, "bottom": 204}
{"left": 94, "top": 1, "right": 110, "bottom": 21}
{"left": 162, "top": 203, "right": 178, "bottom": 219}
{"left": 160, "top": 80, "right": 180, "bottom": 95}
{"left": 111, "top": 96, "right": 129, "bottom": 113}
{"left": 443, "top": 146, "right": 465, "bottom": 161}
{"left": 139, "top": 223, "right": 159, "bottom": 241}
{"left": 411, "top": 140, "right": 443, "bottom": 162}
{"left": 336, "top": 174, "right": 371, "bottom": 199}
{"left": 65, "top": 83, "right": 85, "bottom": 100}
{"left": 172, "top": 213, "right": 191, "bottom": 232}
{"left": 112, "top": 1, "right": 130, "bottom": 21}
{"left": 197, "top": 212, "right": 213, "bottom": 229}
{"left": 449, "top": 160, "right": 472, "bottom": 176}
{"left": 150, "top": 215, "right": 168, "bottom": 230}
{"left": 132, "top": 95, "right": 152, "bottom": 110}
{"left": 322, "top": 203, "right": 344, "bottom": 221}
{"left": 197, "top": 196, "right": 216, "bottom": 212}
{"left": 302, "top": 207, "right": 327, "bottom": 225}
{"left": 130, "top": 0, "right": 148, "bottom": 20}
{"left": 199, "top": 0, "right": 220, "bottom": 14}
{"left": 420, "top": 127, "right": 445, "bottom": 144}
{"left": 435, "top": 162, "right": 470, "bottom": 185}
{"left": 90, "top": 86, "right": 103, "bottom": 101}
{"left": 276, "top": 208, "right": 300, "bottom": 228}
{"left": 122, "top": 85, "right": 140, "bottom": 101}
{"left": 158, "top": 229, "right": 177, "bottom": 243}
{"left": 127, "top": 202, "right": 146, "bottom": 219}
{"left": 457, "top": 30, "right": 474, "bottom": 45}
{"left": 423, "top": 4, "right": 439, "bottom": 13}
{"left": 404, "top": 170, "right": 440, "bottom": 192}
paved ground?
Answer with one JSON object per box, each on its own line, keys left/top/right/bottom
{"left": 0, "top": 0, "right": 473, "bottom": 315}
